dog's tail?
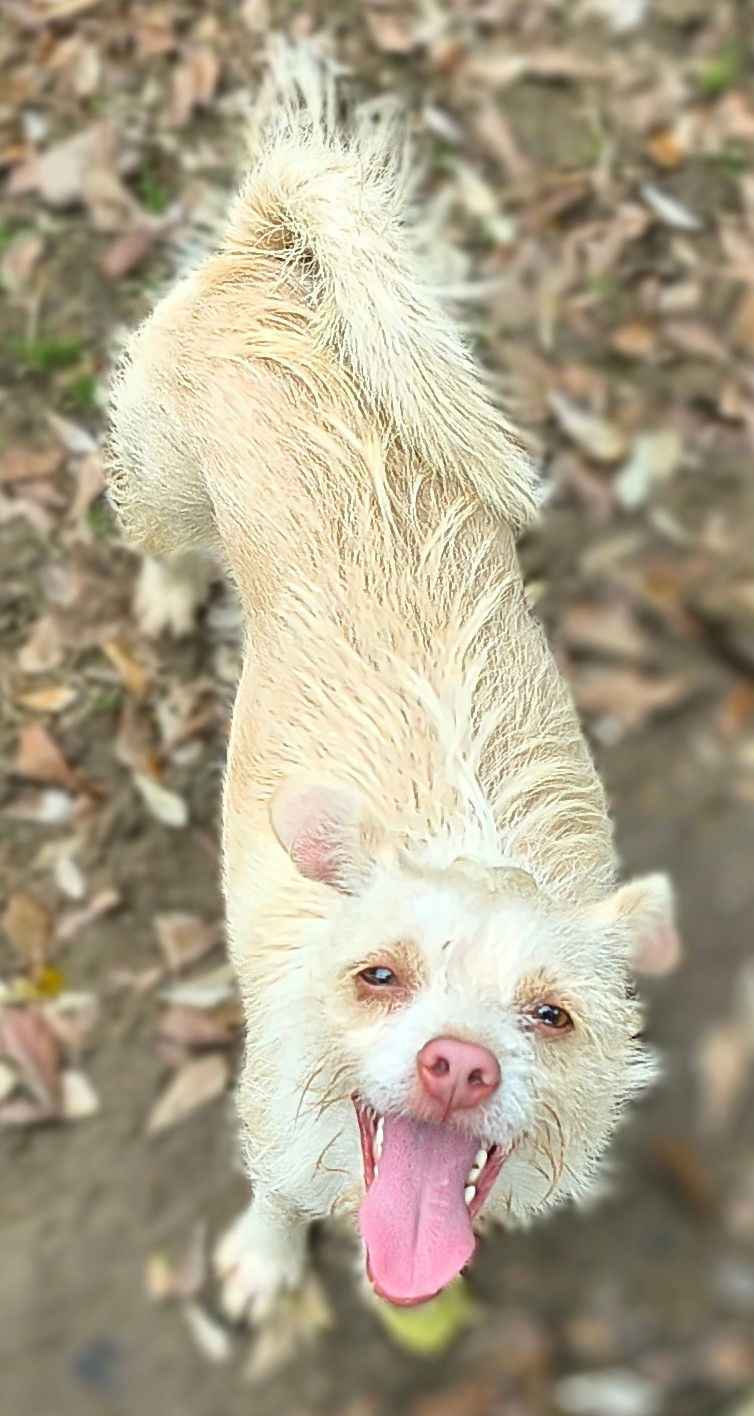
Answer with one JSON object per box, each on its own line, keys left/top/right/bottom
{"left": 222, "top": 43, "right": 540, "bottom": 532}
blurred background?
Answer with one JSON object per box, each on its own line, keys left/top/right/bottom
{"left": 2, "top": 2, "right": 754, "bottom": 1414}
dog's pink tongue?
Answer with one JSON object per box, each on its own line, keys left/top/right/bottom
{"left": 358, "top": 1115, "right": 478, "bottom": 1305}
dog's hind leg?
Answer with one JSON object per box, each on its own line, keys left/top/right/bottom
{"left": 214, "top": 1191, "right": 309, "bottom": 1322}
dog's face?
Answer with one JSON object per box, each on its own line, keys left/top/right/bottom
{"left": 271, "top": 782, "right": 679, "bottom": 1306}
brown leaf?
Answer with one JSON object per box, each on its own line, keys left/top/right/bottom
{"left": 154, "top": 912, "right": 220, "bottom": 971}
{"left": 14, "top": 683, "right": 77, "bottom": 713}
{"left": 0, "top": 445, "right": 63, "bottom": 484}
{"left": 100, "top": 225, "right": 159, "bottom": 280}
{"left": 101, "top": 636, "right": 149, "bottom": 700}
{"left": 696, "top": 1019, "right": 753, "bottom": 1136}
{"left": 157, "top": 1001, "right": 241, "bottom": 1052}
{"left": 548, "top": 391, "right": 627, "bottom": 464}
{"left": 559, "top": 601, "right": 650, "bottom": 663}
{"left": 43, "top": 992, "right": 100, "bottom": 1054}
{"left": 609, "top": 319, "right": 658, "bottom": 360}
{"left": 168, "top": 45, "right": 221, "bottom": 127}
{"left": 18, "top": 616, "right": 64, "bottom": 674}
{"left": 0, "top": 1005, "right": 63, "bottom": 1113}
{"left": 411, "top": 1382, "right": 496, "bottom": 1416}
{"left": 733, "top": 289, "right": 754, "bottom": 358}
{"left": 146, "top": 1053, "right": 229, "bottom": 1135}
{"left": 1, "top": 232, "right": 44, "bottom": 293}
{"left": 8, "top": 121, "right": 119, "bottom": 209}
{"left": 2, "top": 891, "right": 54, "bottom": 967}
{"left": 646, "top": 126, "right": 687, "bottom": 169}
{"left": 13, "top": 723, "right": 80, "bottom": 791}
{"left": 363, "top": 7, "right": 424, "bottom": 55}
{"left": 70, "top": 453, "right": 105, "bottom": 522}
{"left": 572, "top": 666, "right": 694, "bottom": 733}
{"left": 650, "top": 1131, "right": 718, "bottom": 1219}
{"left": 56, "top": 888, "right": 120, "bottom": 945}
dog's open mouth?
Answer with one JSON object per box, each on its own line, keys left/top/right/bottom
{"left": 353, "top": 1095, "right": 506, "bottom": 1306}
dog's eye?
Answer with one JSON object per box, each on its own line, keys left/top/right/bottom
{"left": 531, "top": 1003, "right": 573, "bottom": 1031}
{"left": 358, "top": 966, "right": 397, "bottom": 987}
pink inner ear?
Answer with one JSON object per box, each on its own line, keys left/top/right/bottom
{"left": 270, "top": 783, "right": 368, "bottom": 894}
{"left": 290, "top": 819, "right": 345, "bottom": 888}
{"left": 635, "top": 917, "right": 681, "bottom": 976}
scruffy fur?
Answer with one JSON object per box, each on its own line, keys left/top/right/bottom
{"left": 108, "top": 47, "right": 678, "bottom": 1316}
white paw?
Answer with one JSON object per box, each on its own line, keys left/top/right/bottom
{"left": 134, "top": 556, "right": 211, "bottom": 639}
{"left": 214, "top": 1207, "right": 306, "bottom": 1324}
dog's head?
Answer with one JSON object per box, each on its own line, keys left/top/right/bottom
{"left": 271, "top": 780, "right": 679, "bottom": 1306}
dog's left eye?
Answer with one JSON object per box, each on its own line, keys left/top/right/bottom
{"left": 358, "top": 966, "right": 397, "bottom": 987}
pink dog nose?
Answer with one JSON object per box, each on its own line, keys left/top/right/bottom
{"left": 417, "top": 1036, "right": 501, "bottom": 1113}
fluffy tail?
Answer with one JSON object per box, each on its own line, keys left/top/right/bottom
{"left": 221, "top": 42, "right": 540, "bottom": 532}
{"left": 108, "top": 43, "right": 540, "bottom": 556}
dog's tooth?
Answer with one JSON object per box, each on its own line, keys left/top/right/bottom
{"left": 374, "top": 1162, "right": 379, "bottom": 1179}
{"left": 473, "top": 1148, "right": 488, "bottom": 1169}
{"left": 464, "top": 1185, "right": 476, "bottom": 1207}
{"left": 467, "top": 1164, "right": 481, "bottom": 1183}
{"left": 374, "top": 1116, "right": 384, "bottom": 1158}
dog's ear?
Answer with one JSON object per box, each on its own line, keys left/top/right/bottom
{"left": 269, "top": 781, "right": 382, "bottom": 895}
{"left": 596, "top": 873, "right": 681, "bottom": 975}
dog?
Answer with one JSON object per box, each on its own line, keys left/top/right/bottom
{"left": 107, "top": 46, "right": 679, "bottom": 1314}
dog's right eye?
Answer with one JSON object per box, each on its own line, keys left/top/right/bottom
{"left": 358, "top": 966, "right": 397, "bottom": 987}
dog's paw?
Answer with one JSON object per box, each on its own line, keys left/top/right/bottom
{"left": 134, "top": 556, "right": 211, "bottom": 639}
{"left": 214, "top": 1207, "right": 307, "bottom": 1324}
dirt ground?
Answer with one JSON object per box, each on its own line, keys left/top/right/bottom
{"left": 2, "top": 3, "right": 754, "bottom": 1415}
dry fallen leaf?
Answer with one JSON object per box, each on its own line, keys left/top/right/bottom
{"left": 101, "top": 636, "right": 149, "bottom": 700}
{"left": 182, "top": 1302, "right": 232, "bottom": 1362}
{"left": 14, "top": 683, "right": 77, "bottom": 714}
{"left": 363, "top": 6, "right": 424, "bottom": 55}
{"left": 133, "top": 773, "right": 189, "bottom": 829}
{"left": 153, "top": 913, "right": 220, "bottom": 972}
{"left": 642, "top": 183, "right": 704, "bottom": 232}
{"left": 61, "top": 1068, "right": 100, "bottom": 1119}
{"left": 548, "top": 391, "right": 628, "bottom": 464}
{"left": 100, "top": 224, "right": 160, "bottom": 280}
{"left": 43, "top": 991, "right": 100, "bottom": 1054}
{"left": 615, "top": 430, "right": 684, "bottom": 511}
{"left": 650, "top": 1131, "right": 718, "bottom": 1220}
{"left": 18, "top": 616, "right": 64, "bottom": 674}
{"left": 13, "top": 723, "right": 80, "bottom": 792}
{"left": 2, "top": 891, "right": 54, "bottom": 968}
{"left": 157, "top": 1002, "right": 241, "bottom": 1056}
{"left": 555, "top": 1368, "right": 660, "bottom": 1416}
{"left": 572, "top": 666, "right": 694, "bottom": 734}
{"left": 8, "top": 121, "right": 119, "bottom": 209}
{"left": 559, "top": 601, "right": 650, "bottom": 663}
{"left": 0, "top": 1005, "right": 63, "bottom": 1113}
{"left": 243, "top": 1274, "right": 334, "bottom": 1383}
{"left": 695, "top": 1018, "right": 753, "bottom": 1137}
{"left": 160, "top": 964, "right": 237, "bottom": 1010}
{"left": 0, "top": 445, "right": 63, "bottom": 484}
{"left": 146, "top": 1053, "right": 229, "bottom": 1135}
{"left": 56, "top": 888, "right": 120, "bottom": 944}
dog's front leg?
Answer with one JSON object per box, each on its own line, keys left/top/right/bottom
{"left": 215, "top": 1188, "right": 309, "bottom": 1322}
{"left": 133, "top": 552, "right": 215, "bottom": 639}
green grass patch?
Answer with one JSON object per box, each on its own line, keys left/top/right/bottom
{"left": 16, "top": 335, "right": 85, "bottom": 373}
{"left": 89, "top": 684, "right": 123, "bottom": 715}
{"left": 137, "top": 165, "right": 170, "bottom": 216}
{"left": 86, "top": 496, "right": 116, "bottom": 541}
{"left": 62, "top": 373, "right": 98, "bottom": 412}
{"left": 697, "top": 40, "right": 748, "bottom": 97}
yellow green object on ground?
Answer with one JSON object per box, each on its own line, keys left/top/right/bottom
{"left": 372, "top": 1277, "right": 476, "bottom": 1355}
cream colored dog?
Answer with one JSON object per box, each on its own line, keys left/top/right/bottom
{"left": 108, "top": 47, "right": 679, "bottom": 1314}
